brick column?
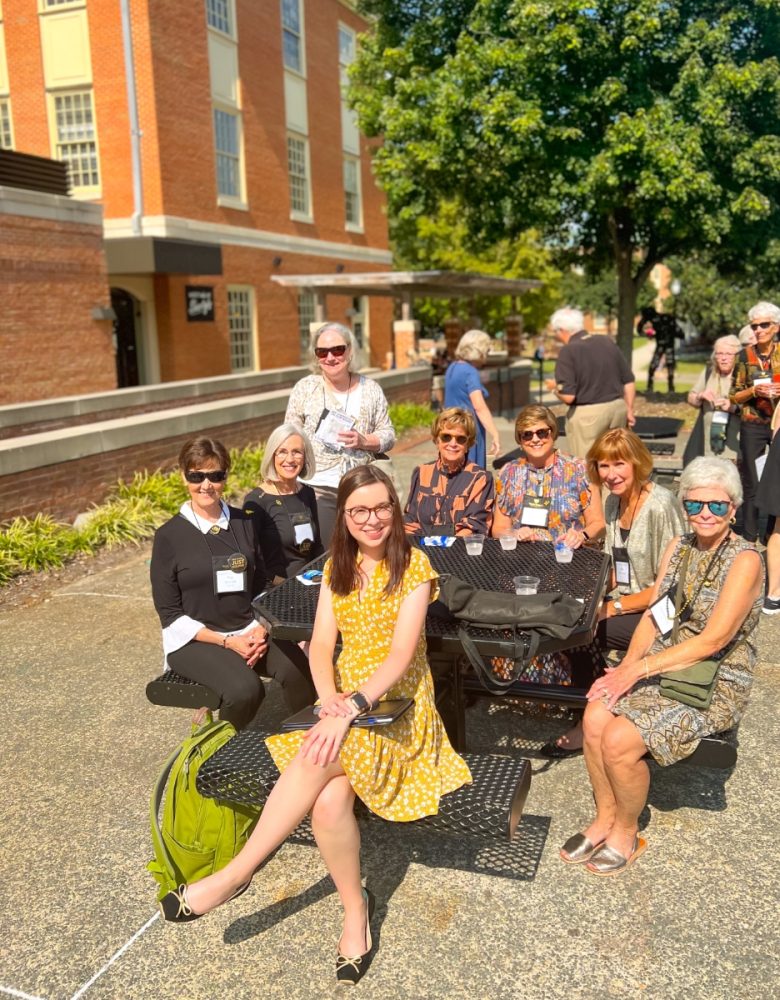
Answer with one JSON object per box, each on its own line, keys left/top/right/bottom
{"left": 392, "top": 319, "right": 421, "bottom": 369}
{"left": 443, "top": 317, "right": 463, "bottom": 359}
{"left": 505, "top": 314, "right": 524, "bottom": 359}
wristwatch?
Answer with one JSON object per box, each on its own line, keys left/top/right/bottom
{"left": 349, "top": 691, "right": 372, "bottom": 715}
{"left": 613, "top": 599, "right": 624, "bottom": 615}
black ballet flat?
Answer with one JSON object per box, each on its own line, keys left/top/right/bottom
{"left": 159, "top": 879, "right": 251, "bottom": 924}
{"left": 539, "top": 740, "right": 583, "bottom": 759}
{"left": 336, "top": 888, "right": 376, "bottom": 985}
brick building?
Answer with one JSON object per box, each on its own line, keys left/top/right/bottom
{"left": 0, "top": 0, "right": 393, "bottom": 399}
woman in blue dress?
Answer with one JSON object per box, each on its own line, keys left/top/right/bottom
{"left": 444, "top": 329, "right": 501, "bottom": 467}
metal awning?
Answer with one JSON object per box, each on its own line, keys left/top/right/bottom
{"left": 271, "top": 269, "right": 541, "bottom": 298}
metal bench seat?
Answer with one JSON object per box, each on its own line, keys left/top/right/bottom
{"left": 195, "top": 728, "right": 532, "bottom": 841}
{"left": 146, "top": 671, "right": 220, "bottom": 710}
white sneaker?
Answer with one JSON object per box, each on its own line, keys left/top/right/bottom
{"left": 762, "top": 595, "right": 780, "bottom": 616}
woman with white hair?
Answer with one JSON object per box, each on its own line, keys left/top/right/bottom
{"left": 683, "top": 334, "right": 741, "bottom": 462}
{"left": 243, "top": 423, "right": 322, "bottom": 584}
{"left": 443, "top": 329, "right": 501, "bottom": 467}
{"left": 285, "top": 322, "right": 396, "bottom": 548}
{"left": 559, "top": 456, "right": 762, "bottom": 874}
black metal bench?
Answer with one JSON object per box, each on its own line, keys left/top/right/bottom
{"left": 146, "top": 670, "right": 221, "bottom": 709}
{"left": 196, "top": 728, "right": 532, "bottom": 841}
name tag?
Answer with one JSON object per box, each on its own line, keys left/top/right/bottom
{"left": 711, "top": 410, "right": 729, "bottom": 425}
{"left": 649, "top": 591, "right": 676, "bottom": 638}
{"left": 520, "top": 494, "right": 550, "bottom": 527}
{"left": 753, "top": 376, "right": 771, "bottom": 386}
{"left": 294, "top": 521, "right": 314, "bottom": 545}
{"left": 212, "top": 553, "right": 248, "bottom": 595}
{"left": 612, "top": 546, "right": 631, "bottom": 587}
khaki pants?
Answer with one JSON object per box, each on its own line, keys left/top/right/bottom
{"left": 565, "top": 398, "right": 627, "bottom": 459}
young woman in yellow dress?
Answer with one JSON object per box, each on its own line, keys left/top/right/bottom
{"left": 159, "top": 466, "right": 471, "bottom": 984}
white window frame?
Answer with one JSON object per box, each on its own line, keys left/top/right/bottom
{"left": 343, "top": 154, "right": 363, "bottom": 232}
{"left": 38, "top": 0, "right": 86, "bottom": 12}
{"left": 281, "top": 0, "right": 305, "bottom": 77}
{"left": 0, "top": 97, "right": 12, "bottom": 149}
{"left": 287, "top": 131, "right": 312, "bottom": 222}
{"left": 49, "top": 88, "right": 101, "bottom": 196}
{"left": 205, "top": 0, "right": 235, "bottom": 39}
{"left": 227, "top": 286, "right": 256, "bottom": 372}
{"left": 298, "top": 290, "right": 316, "bottom": 361}
{"left": 338, "top": 23, "right": 356, "bottom": 90}
{"left": 213, "top": 104, "right": 246, "bottom": 208}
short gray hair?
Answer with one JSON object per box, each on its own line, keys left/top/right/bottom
{"left": 679, "top": 456, "right": 743, "bottom": 508}
{"left": 747, "top": 301, "right": 780, "bottom": 325}
{"left": 738, "top": 324, "right": 756, "bottom": 346}
{"left": 260, "top": 423, "right": 315, "bottom": 482}
{"left": 711, "top": 335, "right": 741, "bottom": 359}
{"left": 455, "top": 329, "right": 492, "bottom": 362}
{"left": 550, "top": 307, "right": 584, "bottom": 334}
{"left": 310, "top": 322, "right": 359, "bottom": 373}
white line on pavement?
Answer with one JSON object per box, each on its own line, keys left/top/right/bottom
{"left": 68, "top": 911, "right": 160, "bottom": 1000}
{"left": 54, "top": 592, "right": 140, "bottom": 599}
{"left": 0, "top": 987, "right": 48, "bottom": 1000}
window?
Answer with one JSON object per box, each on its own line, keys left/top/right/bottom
{"left": 287, "top": 132, "right": 310, "bottom": 217}
{"left": 281, "top": 0, "right": 303, "bottom": 74}
{"left": 343, "top": 156, "right": 362, "bottom": 228}
{"left": 338, "top": 24, "right": 356, "bottom": 80}
{"left": 41, "top": 1, "right": 83, "bottom": 7}
{"left": 298, "top": 290, "right": 316, "bottom": 360}
{"left": 214, "top": 107, "right": 241, "bottom": 199}
{"left": 52, "top": 90, "right": 99, "bottom": 190}
{"left": 206, "top": 0, "right": 232, "bottom": 35}
{"left": 227, "top": 288, "right": 255, "bottom": 371}
{"left": 0, "top": 99, "right": 12, "bottom": 150}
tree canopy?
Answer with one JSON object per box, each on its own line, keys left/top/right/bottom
{"left": 352, "top": 0, "right": 780, "bottom": 356}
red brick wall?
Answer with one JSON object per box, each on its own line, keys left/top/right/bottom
{"left": 0, "top": 209, "right": 116, "bottom": 404}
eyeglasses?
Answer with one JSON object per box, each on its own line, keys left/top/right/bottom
{"left": 682, "top": 499, "right": 730, "bottom": 517}
{"left": 276, "top": 448, "right": 304, "bottom": 459}
{"left": 519, "top": 427, "right": 552, "bottom": 443}
{"left": 713, "top": 352, "right": 737, "bottom": 358}
{"left": 184, "top": 469, "right": 227, "bottom": 484}
{"left": 314, "top": 344, "right": 348, "bottom": 359}
{"left": 345, "top": 501, "right": 395, "bottom": 524}
{"left": 750, "top": 321, "right": 775, "bottom": 332}
{"left": 439, "top": 432, "right": 468, "bottom": 444}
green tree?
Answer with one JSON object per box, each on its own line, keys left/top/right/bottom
{"left": 352, "top": 0, "right": 780, "bottom": 358}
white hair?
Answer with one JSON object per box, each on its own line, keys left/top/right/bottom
{"left": 260, "top": 423, "right": 315, "bottom": 482}
{"left": 738, "top": 324, "right": 756, "bottom": 346}
{"left": 310, "top": 322, "right": 359, "bottom": 373}
{"left": 711, "top": 335, "right": 741, "bottom": 359}
{"left": 455, "top": 329, "right": 492, "bottom": 362}
{"left": 550, "top": 307, "right": 584, "bottom": 334}
{"left": 679, "top": 456, "right": 743, "bottom": 508}
{"left": 747, "top": 301, "right": 780, "bottom": 324}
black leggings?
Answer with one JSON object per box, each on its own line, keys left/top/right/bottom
{"left": 738, "top": 420, "right": 773, "bottom": 542}
{"left": 168, "top": 638, "right": 314, "bottom": 730}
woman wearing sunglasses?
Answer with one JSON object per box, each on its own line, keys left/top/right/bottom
{"left": 150, "top": 437, "right": 314, "bottom": 729}
{"left": 403, "top": 407, "right": 495, "bottom": 537}
{"left": 560, "top": 457, "right": 762, "bottom": 875}
{"left": 160, "top": 466, "right": 470, "bottom": 985}
{"left": 285, "top": 322, "right": 395, "bottom": 549}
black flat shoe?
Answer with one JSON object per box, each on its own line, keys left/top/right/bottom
{"left": 336, "top": 888, "right": 376, "bottom": 985}
{"left": 540, "top": 740, "right": 583, "bottom": 759}
{"left": 159, "top": 879, "right": 251, "bottom": 923}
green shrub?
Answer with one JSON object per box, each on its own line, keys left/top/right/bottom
{"left": 226, "top": 442, "right": 265, "bottom": 497}
{"left": 78, "top": 496, "right": 170, "bottom": 551}
{"left": 0, "top": 513, "right": 83, "bottom": 577}
{"left": 389, "top": 403, "right": 436, "bottom": 437}
{"left": 114, "top": 469, "right": 186, "bottom": 514}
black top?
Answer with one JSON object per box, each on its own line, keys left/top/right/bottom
{"left": 555, "top": 330, "right": 635, "bottom": 405}
{"left": 150, "top": 506, "right": 267, "bottom": 632}
{"left": 242, "top": 485, "right": 322, "bottom": 581}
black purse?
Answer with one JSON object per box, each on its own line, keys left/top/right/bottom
{"left": 430, "top": 574, "right": 584, "bottom": 694}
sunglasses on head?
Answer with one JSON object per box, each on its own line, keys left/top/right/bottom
{"left": 682, "top": 499, "right": 730, "bottom": 517}
{"left": 520, "top": 427, "right": 552, "bottom": 443}
{"left": 314, "top": 344, "right": 348, "bottom": 359}
{"left": 184, "top": 469, "right": 228, "bottom": 484}
{"left": 750, "top": 321, "right": 775, "bottom": 331}
{"left": 439, "top": 432, "right": 468, "bottom": 444}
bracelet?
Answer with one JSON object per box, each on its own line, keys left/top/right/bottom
{"left": 222, "top": 635, "right": 229, "bottom": 648}
{"left": 582, "top": 529, "right": 590, "bottom": 541}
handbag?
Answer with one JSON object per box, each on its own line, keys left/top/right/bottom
{"left": 430, "top": 573, "right": 583, "bottom": 694}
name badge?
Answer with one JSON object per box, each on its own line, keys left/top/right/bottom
{"left": 612, "top": 546, "right": 631, "bottom": 587}
{"left": 649, "top": 590, "right": 676, "bottom": 638}
{"left": 212, "top": 553, "right": 247, "bottom": 595}
{"left": 711, "top": 410, "right": 729, "bottom": 425}
{"left": 520, "top": 494, "right": 550, "bottom": 527}
{"left": 753, "top": 376, "right": 771, "bottom": 386}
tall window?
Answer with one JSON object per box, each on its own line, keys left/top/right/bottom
{"left": 0, "top": 100, "right": 12, "bottom": 150}
{"left": 53, "top": 90, "right": 99, "bottom": 190}
{"left": 227, "top": 288, "right": 255, "bottom": 371}
{"left": 42, "top": 1, "right": 82, "bottom": 6}
{"left": 298, "top": 290, "right": 316, "bottom": 360}
{"left": 287, "top": 133, "right": 310, "bottom": 216}
{"left": 343, "top": 156, "right": 362, "bottom": 227}
{"left": 281, "top": 0, "right": 303, "bottom": 73}
{"left": 214, "top": 108, "right": 241, "bottom": 199}
{"left": 206, "top": 0, "right": 232, "bottom": 35}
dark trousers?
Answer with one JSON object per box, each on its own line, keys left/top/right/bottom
{"left": 596, "top": 609, "right": 644, "bottom": 652}
{"left": 738, "top": 421, "right": 772, "bottom": 542}
{"left": 648, "top": 343, "right": 676, "bottom": 389}
{"left": 168, "top": 638, "right": 314, "bottom": 730}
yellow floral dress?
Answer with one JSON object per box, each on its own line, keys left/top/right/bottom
{"left": 266, "top": 547, "right": 472, "bottom": 820}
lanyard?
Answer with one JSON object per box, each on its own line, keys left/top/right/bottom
{"left": 187, "top": 506, "right": 243, "bottom": 557}
{"left": 323, "top": 374, "right": 354, "bottom": 415}
{"left": 671, "top": 536, "right": 728, "bottom": 642}
{"left": 618, "top": 484, "right": 644, "bottom": 536}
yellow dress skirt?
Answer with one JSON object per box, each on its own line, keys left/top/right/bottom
{"left": 266, "top": 547, "right": 471, "bottom": 820}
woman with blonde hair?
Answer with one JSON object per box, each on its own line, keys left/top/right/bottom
{"left": 443, "top": 329, "right": 501, "bottom": 467}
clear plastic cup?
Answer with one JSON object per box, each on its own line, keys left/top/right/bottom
{"left": 464, "top": 534, "right": 485, "bottom": 555}
{"left": 554, "top": 540, "right": 573, "bottom": 563}
{"left": 514, "top": 575, "right": 540, "bottom": 595}
{"left": 499, "top": 534, "right": 518, "bottom": 551}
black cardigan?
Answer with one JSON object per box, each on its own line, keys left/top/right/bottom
{"left": 243, "top": 485, "right": 322, "bottom": 580}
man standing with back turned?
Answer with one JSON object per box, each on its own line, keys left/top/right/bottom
{"left": 546, "top": 308, "right": 636, "bottom": 459}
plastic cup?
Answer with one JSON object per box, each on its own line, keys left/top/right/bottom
{"left": 464, "top": 534, "right": 485, "bottom": 555}
{"left": 514, "top": 575, "right": 540, "bottom": 595}
{"left": 554, "top": 541, "right": 573, "bottom": 563}
{"left": 499, "top": 534, "right": 518, "bottom": 551}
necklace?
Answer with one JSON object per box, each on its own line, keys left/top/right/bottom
{"left": 327, "top": 373, "right": 353, "bottom": 410}
{"left": 618, "top": 484, "right": 645, "bottom": 530}
{"left": 189, "top": 499, "right": 222, "bottom": 526}
{"left": 267, "top": 480, "right": 298, "bottom": 496}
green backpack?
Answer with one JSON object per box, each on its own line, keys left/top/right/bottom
{"left": 147, "top": 717, "right": 260, "bottom": 901}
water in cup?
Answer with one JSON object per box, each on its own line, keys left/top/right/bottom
{"left": 499, "top": 534, "right": 518, "bottom": 551}
{"left": 554, "top": 540, "right": 573, "bottom": 563}
{"left": 514, "top": 575, "right": 540, "bottom": 595}
{"left": 464, "top": 534, "right": 485, "bottom": 555}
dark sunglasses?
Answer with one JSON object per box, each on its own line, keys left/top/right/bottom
{"left": 750, "top": 321, "right": 775, "bottom": 331}
{"left": 682, "top": 499, "right": 730, "bottom": 517}
{"left": 439, "top": 432, "right": 468, "bottom": 444}
{"left": 314, "top": 344, "right": 348, "bottom": 359}
{"left": 520, "top": 427, "right": 552, "bottom": 443}
{"left": 184, "top": 469, "right": 228, "bottom": 484}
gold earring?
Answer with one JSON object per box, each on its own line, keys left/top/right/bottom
{"left": 730, "top": 516, "right": 736, "bottom": 524}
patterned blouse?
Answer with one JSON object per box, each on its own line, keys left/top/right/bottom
{"left": 496, "top": 451, "right": 591, "bottom": 542}
{"left": 729, "top": 344, "right": 780, "bottom": 424}
{"left": 403, "top": 459, "right": 495, "bottom": 536}
{"left": 604, "top": 483, "right": 686, "bottom": 595}
{"left": 285, "top": 373, "right": 396, "bottom": 484}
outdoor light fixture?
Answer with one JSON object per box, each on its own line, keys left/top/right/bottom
{"left": 335, "top": 263, "right": 345, "bottom": 273}
{"left": 272, "top": 256, "right": 283, "bottom": 267}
